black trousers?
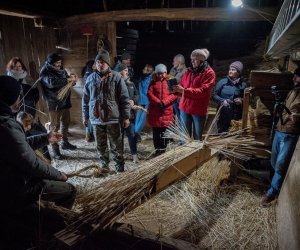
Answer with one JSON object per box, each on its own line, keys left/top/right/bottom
{"left": 152, "top": 127, "right": 172, "bottom": 154}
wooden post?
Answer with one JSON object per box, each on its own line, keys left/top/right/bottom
{"left": 242, "top": 87, "right": 251, "bottom": 129}
{"left": 106, "top": 21, "right": 116, "bottom": 63}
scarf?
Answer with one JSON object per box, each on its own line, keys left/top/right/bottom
{"left": 190, "top": 61, "right": 209, "bottom": 74}
{"left": 7, "top": 70, "right": 27, "bottom": 84}
{"left": 227, "top": 76, "right": 241, "bottom": 85}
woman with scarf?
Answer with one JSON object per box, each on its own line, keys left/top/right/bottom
{"left": 172, "top": 48, "right": 216, "bottom": 140}
{"left": 212, "top": 61, "right": 247, "bottom": 133}
{"left": 6, "top": 57, "right": 39, "bottom": 117}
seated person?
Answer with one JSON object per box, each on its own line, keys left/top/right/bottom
{"left": 16, "top": 111, "right": 52, "bottom": 161}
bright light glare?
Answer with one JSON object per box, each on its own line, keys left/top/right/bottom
{"left": 232, "top": 0, "right": 243, "bottom": 7}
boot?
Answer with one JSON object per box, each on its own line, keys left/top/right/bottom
{"left": 85, "top": 133, "right": 95, "bottom": 143}
{"left": 53, "top": 148, "right": 63, "bottom": 160}
{"left": 132, "top": 154, "right": 139, "bottom": 163}
{"left": 61, "top": 141, "right": 77, "bottom": 150}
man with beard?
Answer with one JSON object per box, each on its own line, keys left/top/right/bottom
{"left": 260, "top": 67, "right": 300, "bottom": 207}
{"left": 40, "top": 53, "right": 77, "bottom": 160}
{"left": 82, "top": 50, "right": 130, "bottom": 172}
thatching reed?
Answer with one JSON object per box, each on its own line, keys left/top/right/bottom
{"left": 121, "top": 157, "right": 277, "bottom": 249}
{"left": 57, "top": 80, "right": 74, "bottom": 101}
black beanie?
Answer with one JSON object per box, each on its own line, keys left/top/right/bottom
{"left": 0, "top": 75, "right": 21, "bottom": 106}
{"left": 47, "top": 53, "right": 63, "bottom": 65}
{"left": 294, "top": 67, "right": 300, "bottom": 77}
{"left": 115, "top": 63, "right": 128, "bottom": 73}
{"left": 121, "top": 52, "right": 131, "bottom": 61}
{"left": 95, "top": 50, "right": 111, "bottom": 66}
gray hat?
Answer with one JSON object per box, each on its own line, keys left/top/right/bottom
{"left": 115, "top": 63, "right": 128, "bottom": 73}
{"left": 230, "top": 61, "right": 243, "bottom": 74}
{"left": 0, "top": 75, "right": 21, "bottom": 106}
{"left": 47, "top": 53, "right": 63, "bottom": 65}
{"left": 95, "top": 50, "right": 111, "bottom": 66}
{"left": 121, "top": 52, "right": 131, "bottom": 60}
{"left": 155, "top": 64, "right": 167, "bottom": 73}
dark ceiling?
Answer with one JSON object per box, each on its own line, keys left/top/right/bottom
{"left": 0, "top": 0, "right": 283, "bottom": 18}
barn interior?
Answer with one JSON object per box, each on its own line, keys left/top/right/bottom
{"left": 0, "top": 0, "right": 300, "bottom": 249}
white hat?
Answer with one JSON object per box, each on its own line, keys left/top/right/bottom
{"left": 155, "top": 64, "right": 167, "bottom": 73}
{"left": 191, "top": 48, "right": 210, "bottom": 61}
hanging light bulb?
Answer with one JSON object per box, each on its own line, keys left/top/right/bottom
{"left": 231, "top": 0, "right": 243, "bottom": 8}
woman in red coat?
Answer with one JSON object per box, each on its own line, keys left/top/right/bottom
{"left": 147, "top": 64, "right": 177, "bottom": 156}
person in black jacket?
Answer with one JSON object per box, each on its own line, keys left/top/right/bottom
{"left": 40, "top": 53, "right": 77, "bottom": 159}
{"left": 212, "top": 61, "right": 247, "bottom": 133}
{"left": 0, "top": 75, "right": 76, "bottom": 211}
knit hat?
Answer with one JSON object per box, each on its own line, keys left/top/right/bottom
{"left": 155, "top": 64, "right": 167, "bottom": 73}
{"left": 95, "top": 50, "right": 111, "bottom": 66}
{"left": 0, "top": 75, "right": 21, "bottom": 106}
{"left": 121, "top": 52, "right": 131, "bottom": 61}
{"left": 115, "top": 63, "right": 128, "bottom": 73}
{"left": 191, "top": 48, "right": 210, "bottom": 61}
{"left": 47, "top": 53, "right": 63, "bottom": 65}
{"left": 230, "top": 61, "right": 243, "bottom": 74}
{"left": 294, "top": 67, "right": 300, "bottom": 77}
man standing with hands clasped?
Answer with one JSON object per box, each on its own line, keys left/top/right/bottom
{"left": 82, "top": 50, "right": 130, "bottom": 172}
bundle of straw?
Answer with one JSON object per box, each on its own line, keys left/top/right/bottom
{"left": 57, "top": 80, "right": 74, "bottom": 101}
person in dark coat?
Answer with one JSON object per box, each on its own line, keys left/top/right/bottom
{"left": 40, "top": 53, "right": 77, "bottom": 159}
{"left": 212, "top": 61, "right": 247, "bottom": 133}
{"left": 6, "top": 57, "right": 40, "bottom": 118}
{"left": 0, "top": 76, "right": 76, "bottom": 246}
{"left": 147, "top": 64, "right": 177, "bottom": 156}
{"left": 117, "top": 63, "right": 139, "bottom": 163}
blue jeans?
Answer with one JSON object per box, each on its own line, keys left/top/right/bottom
{"left": 135, "top": 105, "right": 148, "bottom": 134}
{"left": 267, "top": 131, "right": 299, "bottom": 196}
{"left": 173, "top": 100, "right": 180, "bottom": 122}
{"left": 180, "top": 111, "right": 206, "bottom": 140}
{"left": 86, "top": 120, "right": 94, "bottom": 135}
{"left": 125, "top": 122, "right": 137, "bottom": 155}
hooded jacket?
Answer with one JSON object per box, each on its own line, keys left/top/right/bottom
{"left": 82, "top": 70, "right": 130, "bottom": 125}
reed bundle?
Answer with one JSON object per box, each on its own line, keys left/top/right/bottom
{"left": 57, "top": 80, "right": 73, "bottom": 101}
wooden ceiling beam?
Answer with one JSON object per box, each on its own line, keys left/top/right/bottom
{"left": 0, "top": 9, "right": 40, "bottom": 19}
{"left": 64, "top": 7, "right": 278, "bottom": 25}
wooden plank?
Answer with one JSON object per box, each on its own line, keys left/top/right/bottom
{"left": 108, "top": 223, "right": 200, "bottom": 250}
{"left": 156, "top": 146, "right": 215, "bottom": 192}
{"left": 63, "top": 7, "right": 278, "bottom": 25}
{"left": 242, "top": 87, "right": 251, "bottom": 129}
{"left": 106, "top": 22, "right": 117, "bottom": 63}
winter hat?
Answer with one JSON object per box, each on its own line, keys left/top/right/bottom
{"left": 95, "top": 50, "right": 111, "bottom": 66}
{"left": 115, "top": 63, "right": 128, "bottom": 73}
{"left": 294, "top": 67, "right": 300, "bottom": 77}
{"left": 191, "top": 48, "right": 210, "bottom": 61}
{"left": 47, "top": 53, "right": 63, "bottom": 65}
{"left": 155, "top": 64, "right": 167, "bottom": 73}
{"left": 230, "top": 61, "right": 243, "bottom": 74}
{"left": 0, "top": 75, "right": 21, "bottom": 106}
{"left": 121, "top": 52, "right": 131, "bottom": 61}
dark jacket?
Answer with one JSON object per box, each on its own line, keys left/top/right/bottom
{"left": 276, "top": 87, "right": 300, "bottom": 135}
{"left": 40, "top": 63, "right": 71, "bottom": 111}
{"left": 125, "top": 78, "right": 138, "bottom": 121}
{"left": 213, "top": 76, "right": 247, "bottom": 119}
{"left": 0, "top": 102, "right": 65, "bottom": 212}
{"left": 82, "top": 70, "right": 130, "bottom": 125}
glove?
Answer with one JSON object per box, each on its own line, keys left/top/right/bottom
{"left": 158, "top": 101, "right": 165, "bottom": 108}
{"left": 223, "top": 100, "right": 230, "bottom": 107}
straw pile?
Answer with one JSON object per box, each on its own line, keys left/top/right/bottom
{"left": 121, "top": 156, "right": 277, "bottom": 249}
{"left": 57, "top": 80, "right": 74, "bottom": 101}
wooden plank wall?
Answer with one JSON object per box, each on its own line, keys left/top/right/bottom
{"left": 0, "top": 14, "right": 57, "bottom": 76}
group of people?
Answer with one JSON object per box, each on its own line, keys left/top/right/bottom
{"left": 0, "top": 46, "right": 299, "bottom": 244}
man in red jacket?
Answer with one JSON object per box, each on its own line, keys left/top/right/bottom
{"left": 173, "top": 48, "right": 216, "bottom": 140}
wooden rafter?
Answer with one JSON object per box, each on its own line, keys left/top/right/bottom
{"left": 63, "top": 7, "right": 278, "bottom": 25}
